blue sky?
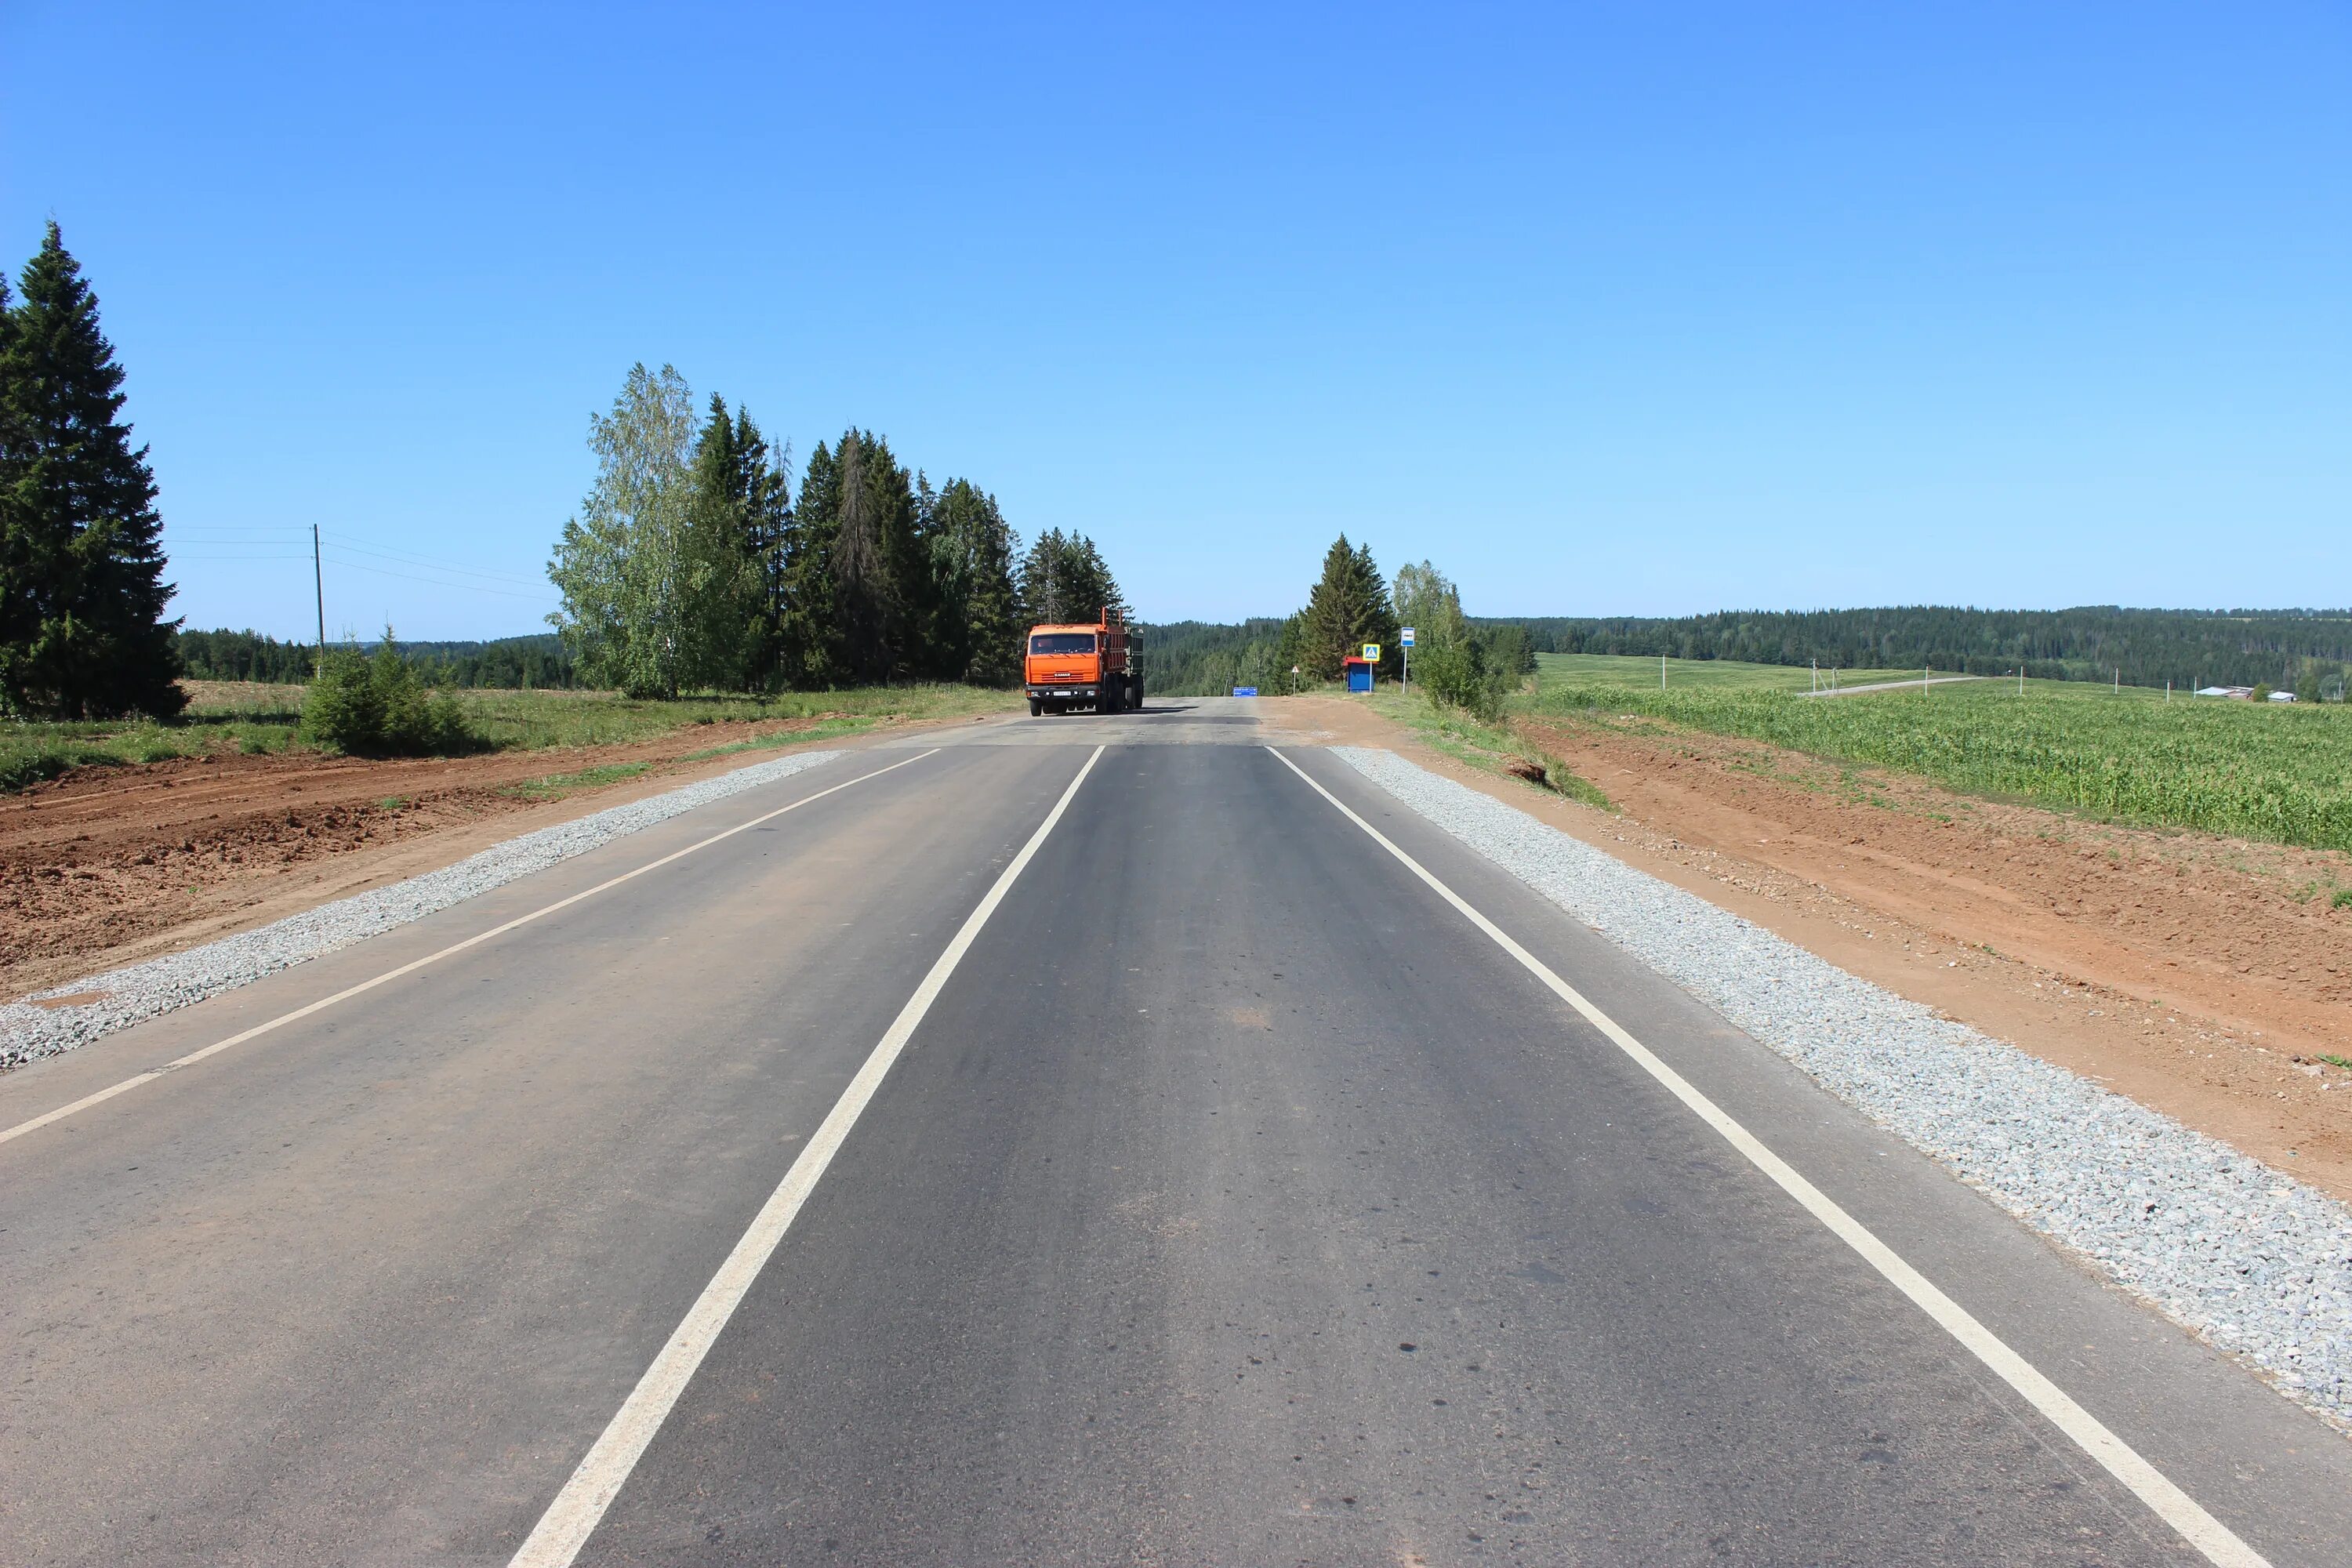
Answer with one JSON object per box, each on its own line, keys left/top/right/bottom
{"left": 4, "top": 2, "right": 2345, "bottom": 639}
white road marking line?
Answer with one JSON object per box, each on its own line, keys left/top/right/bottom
{"left": 1265, "top": 745, "right": 2267, "bottom": 1568}
{"left": 0, "top": 750, "right": 942, "bottom": 1149}
{"left": 507, "top": 742, "right": 1106, "bottom": 1568}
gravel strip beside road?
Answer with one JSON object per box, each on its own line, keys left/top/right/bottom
{"left": 1335, "top": 745, "right": 2352, "bottom": 1431}
{"left": 0, "top": 750, "right": 847, "bottom": 1072}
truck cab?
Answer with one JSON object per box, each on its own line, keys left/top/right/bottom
{"left": 1025, "top": 614, "right": 1142, "bottom": 715}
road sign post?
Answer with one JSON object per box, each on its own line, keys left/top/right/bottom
{"left": 1400, "top": 626, "right": 1414, "bottom": 694}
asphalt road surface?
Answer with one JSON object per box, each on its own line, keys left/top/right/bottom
{"left": 4, "top": 700, "right": 2348, "bottom": 1566}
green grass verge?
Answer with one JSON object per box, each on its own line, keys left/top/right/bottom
{"left": 499, "top": 761, "right": 655, "bottom": 801}
{"left": 1523, "top": 677, "right": 2352, "bottom": 851}
{"left": 677, "top": 713, "right": 886, "bottom": 761}
{"left": 1367, "top": 689, "right": 1612, "bottom": 809}
{"left": 451, "top": 683, "right": 1018, "bottom": 750}
{"left": 1, "top": 714, "right": 296, "bottom": 790}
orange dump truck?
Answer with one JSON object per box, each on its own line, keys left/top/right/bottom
{"left": 1025, "top": 612, "right": 1142, "bottom": 716}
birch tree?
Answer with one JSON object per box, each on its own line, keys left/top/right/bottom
{"left": 547, "top": 364, "right": 703, "bottom": 697}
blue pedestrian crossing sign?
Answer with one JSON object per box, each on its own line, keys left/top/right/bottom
{"left": 1362, "top": 643, "right": 1381, "bottom": 662}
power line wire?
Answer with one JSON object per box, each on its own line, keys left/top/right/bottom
{"left": 321, "top": 532, "right": 547, "bottom": 587}
{"left": 320, "top": 553, "right": 557, "bottom": 601}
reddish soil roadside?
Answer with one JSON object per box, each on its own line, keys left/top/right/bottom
{"left": 0, "top": 713, "right": 980, "bottom": 1003}
{"left": 1274, "top": 695, "right": 2352, "bottom": 1204}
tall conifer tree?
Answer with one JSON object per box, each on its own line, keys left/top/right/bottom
{"left": 829, "top": 429, "right": 920, "bottom": 682}
{"left": 1018, "top": 529, "right": 1126, "bottom": 626}
{"left": 687, "top": 394, "right": 785, "bottom": 691}
{"left": 0, "top": 223, "right": 182, "bottom": 717}
{"left": 928, "top": 477, "right": 1022, "bottom": 684}
{"left": 1300, "top": 535, "right": 1398, "bottom": 681}
{"left": 779, "top": 438, "right": 843, "bottom": 688}
{"left": 0, "top": 268, "right": 24, "bottom": 695}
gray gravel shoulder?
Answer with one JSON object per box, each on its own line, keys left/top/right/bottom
{"left": 0, "top": 749, "right": 846, "bottom": 1072}
{"left": 1335, "top": 744, "right": 2352, "bottom": 1432}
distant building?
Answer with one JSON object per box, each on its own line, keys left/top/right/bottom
{"left": 2196, "top": 685, "right": 2255, "bottom": 699}
{"left": 2268, "top": 690, "right": 2299, "bottom": 702}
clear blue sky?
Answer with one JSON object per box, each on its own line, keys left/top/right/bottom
{"left": 4, "top": 2, "right": 2345, "bottom": 640}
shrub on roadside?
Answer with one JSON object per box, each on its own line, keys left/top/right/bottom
{"left": 298, "top": 633, "right": 479, "bottom": 757}
{"left": 1417, "top": 635, "right": 1512, "bottom": 722}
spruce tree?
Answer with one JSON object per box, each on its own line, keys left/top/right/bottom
{"left": 928, "top": 478, "right": 1022, "bottom": 684}
{"left": 1018, "top": 528, "right": 1126, "bottom": 627}
{"left": 1017, "top": 528, "right": 1066, "bottom": 623}
{"left": 964, "top": 487, "right": 1022, "bottom": 684}
{"left": 1352, "top": 539, "right": 1400, "bottom": 678}
{"left": 829, "top": 429, "right": 920, "bottom": 682}
{"left": 739, "top": 410, "right": 793, "bottom": 690}
{"left": 685, "top": 394, "right": 780, "bottom": 691}
{"left": 1300, "top": 535, "right": 1399, "bottom": 682}
{"left": 902, "top": 469, "right": 954, "bottom": 680}
{"left": 0, "top": 223, "right": 183, "bottom": 717}
{"left": 0, "top": 269, "right": 24, "bottom": 694}
{"left": 779, "top": 439, "right": 843, "bottom": 688}
{"left": 1301, "top": 535, "right": 1360, "bottom": 681}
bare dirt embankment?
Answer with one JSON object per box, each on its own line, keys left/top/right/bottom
{"left": 1275, "top": 695, "right": 2352, "bottom": 1202}
{"left": 0, "top": 714, "right": 947, "bottom": 1001}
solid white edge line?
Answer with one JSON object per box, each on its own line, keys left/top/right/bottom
{"left": 506, "top": 742, "right": 1107, "bottom": 1568}
{"left": 0, "top": 750, "right": 942, "bottom": 1149}
{"left": 1265, "top": 745, "right": 2267, "bottom": 1568}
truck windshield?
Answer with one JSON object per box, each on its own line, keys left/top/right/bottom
{"left": 1029, "top": 633, "right": 1097, "bottom": 655}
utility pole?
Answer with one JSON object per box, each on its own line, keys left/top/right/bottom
{"left": 313, "top": 524, "right": 326, "bottom": 677}
{"left": 1661, "top": 653, "right": 1667, "bottom": 691}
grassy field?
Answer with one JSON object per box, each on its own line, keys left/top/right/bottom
{"left": 1523, "top": 673, "right": 2352, "bottom": 851}
{"left": 0, "top": 681, "right": 1022, "bottom": 792}
{"left": 454, "top": 683, "right": 1017, "bottom": 750}
{"left": 1534, "top": 652, "right": 1827, "bottom": 691}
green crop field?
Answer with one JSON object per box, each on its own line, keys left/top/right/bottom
{"left": 1522, "top": 675, "right": 2352, "bottom": 851}
{"left": 1534, "top": 652, "right": 1823, "bottom": 691}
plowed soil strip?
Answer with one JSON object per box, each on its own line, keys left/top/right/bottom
{"left": 0, "top": 716, "right": 877, "bottom": 1002}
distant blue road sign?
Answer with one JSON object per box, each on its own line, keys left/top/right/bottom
{"left": 1232, "top": 686, "right": 1258, "bottom": 697}
{"left": 1400, "top": 626, "right": 1416, "bottom": 646}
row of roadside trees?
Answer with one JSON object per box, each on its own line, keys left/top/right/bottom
{"left": 1154, "top": 536, "right": 1530, "bottom": 716}
{"left": 547, "top": 364, "right": 1123, "bottom": 698}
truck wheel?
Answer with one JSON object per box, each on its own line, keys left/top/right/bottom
{"left": 1028, "top": 697, "right": 1042, "bottom": 717}
{"left": 1130, "top": 675, "right": 1144, "bottom": 710}
{"left": 1101, "top": 684, "right": 1122, "bottom": 715}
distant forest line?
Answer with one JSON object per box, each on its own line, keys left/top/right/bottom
{"left": 1482, "top": 606, "right": 2352, "bottom": 692}
{"left": 182, "top": 604, "right": 2352, "bottom": 699}
{"left": 1139, "top": 605, "right": 2352, "bottom": 698}
{"left": 176, "top": 630, "right": 583, "bottom": 690}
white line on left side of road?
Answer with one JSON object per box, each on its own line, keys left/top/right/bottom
{"left": 1265, "top": 745, "right": 2269, "bottom": 1568}
{"left": 0, "top": 749, "right": 942, "bottom": 1149}
{"left": 507, "top": 742, "right": 1107, "bottom": 1568}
